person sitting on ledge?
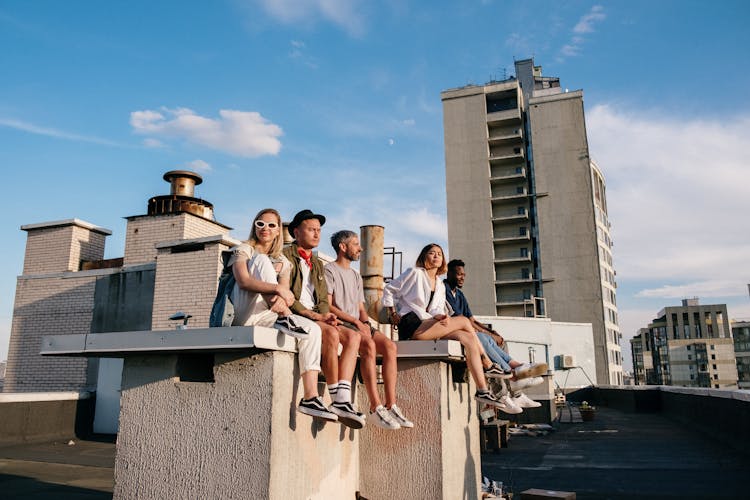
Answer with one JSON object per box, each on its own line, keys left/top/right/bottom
{"left": 229, "top": 208, "right": 336, "bottom": 423}
{"left": 283, "top": 210, "right": 366, "bottom": 429}
{"left": 382, "top": 243, "right": 508, "bottom": 410}
{"left": 444, "top": 259, "right": 547, "bottom": 413}
{"left": 325, "top": 229, "right": 414, "bottom": 430}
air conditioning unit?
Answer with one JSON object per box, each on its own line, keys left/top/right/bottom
{"left": 559, "top": 354, "right": 576, "bottom": 369}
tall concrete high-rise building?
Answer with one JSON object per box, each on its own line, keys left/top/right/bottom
{"left": 441, "top": 58, "right": 621, "bottom": 384}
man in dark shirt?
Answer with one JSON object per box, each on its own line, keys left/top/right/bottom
{"left": 445, "top": 259, "right": 547, "bottom": 409}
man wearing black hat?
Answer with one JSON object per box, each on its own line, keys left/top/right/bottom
{"left": 283, "top": 209, "right": 366, "bottom": 429}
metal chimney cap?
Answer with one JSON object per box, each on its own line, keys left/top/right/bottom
{"left": 163, "top": 170, "right": 203, "bottom": 185}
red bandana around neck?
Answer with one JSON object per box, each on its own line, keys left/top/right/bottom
{"left": 298, "top": 248, "right": 313, "bottom": 269}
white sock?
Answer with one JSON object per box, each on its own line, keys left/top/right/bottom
{"left": 327, "top": 384, "right": 338, "bottom": 398}
{"left": 334, "top": 380, "right": 351, "bottom": 403}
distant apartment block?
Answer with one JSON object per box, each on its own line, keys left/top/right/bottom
{"left": 732, "top": 320, "right": 750, "bottom": 389}
{"left": 631, "top": 299, "right": 738, "bottom": 388}
{"left": 3, "top": 171, "right": 233, "bottom": 393}
{"left": 441, "top": 58, "right": 621, "bottom": 384}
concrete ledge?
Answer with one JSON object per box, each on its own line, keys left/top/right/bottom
{"left": 0, "top": 391, "right": 90, "bottom": 403}
{"left": 395, "top": 339, "right": 464, "bottom": 359}
{"left": 40, "top": 326, "right": 297, "bottom": 357}
{"left": 0, "top": 393, "right": 95, "bottom": 446}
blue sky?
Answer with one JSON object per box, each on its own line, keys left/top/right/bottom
{"left": 1, "top": 1, "right": 749, "bottom": 371}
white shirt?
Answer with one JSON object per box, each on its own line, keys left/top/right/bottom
{"left": 382, "top": 267, "right": 447, "bottom": 321}
{"left": 298, "top": 257, "right": 317, "bottom": 310}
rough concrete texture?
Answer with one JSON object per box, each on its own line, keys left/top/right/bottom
{"left": 114, "top": 351, "right": 358, "bottom": 500}
{"left": 357, "top": 360, "right": 480, "bottom": 499}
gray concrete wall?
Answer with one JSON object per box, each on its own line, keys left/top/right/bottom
{"left": 0, "top": 393, "right": 94, "bottom": 445}
{"left": 357, "top": 360, "right": 480, "bottom": 500}
{"left": 528, "top": 92, "right": 609, "bottom": 384}
{"left": 91, "top": 267, "right": 155, "bottom": 334}
{"left": 443, "top": 90, "right": 496, "bottom": 315}
{"left": 114, "top": 351, "right": 359, "bottom": 500}
{"left": 112, "top": 344, "right": 482, "bottom": 499}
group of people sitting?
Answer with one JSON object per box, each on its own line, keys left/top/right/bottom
{"left": 225, "top": 208, "right": 547, "bottom": 430}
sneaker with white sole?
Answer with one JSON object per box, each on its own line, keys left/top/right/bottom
{"left": 496, "top": 394, "right": 523, "bottom": 414}
{"left": 330, "top": 401, "right": 366, "bottom": 429}
{"left": 512, "top": 392, "right": 542, "bottom": 409}
{"left": 388, "top": 404, "right": 414, "bottom": 428}
{"left": 298, "top": 397, "right": 338, "bottom": 422}
{"left": 475, "top": 390, "right": 520, "bottom": 414}
{"left": 484, "top": 363, "right": 513, "bottom": 379}
{"left": 513, "top": 362, "right": 548, "bottom": 380}
{"left": 274, "top": 316, "right": 309, "bottom": 339}
{"left": 509, "top": 376, "right": 544, "bottom": 392}
{"left": 368, "top": 405, "right": 400, "bottom": 430}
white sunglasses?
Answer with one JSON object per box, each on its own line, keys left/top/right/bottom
{"left": 254, "top": 220, "right": 279, "bottom": 229}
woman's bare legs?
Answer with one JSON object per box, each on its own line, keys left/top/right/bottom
{"left": 412, "top": 316, "right": 488, "bottom": 391}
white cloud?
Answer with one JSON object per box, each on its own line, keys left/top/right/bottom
{"left": 0, "top": 117, "right": 120, "bottom": 146}
{"left": 324, "top": 204, "right": 448, "bottom": 273}
{"left": 130, "top": 107, "right": 282, "bottom": 158}
{"left": 257, "top": 0, "right": 366, "bottom": 37}
{"left": 186, "top": 159, "right": 212, "bottom": 173}
{"left": 573, "top": 5, "right": 605, "bottom": 34}
{"left": 558, "top": 6, "right": 605, "bottom": 61}
{"left": 636, "top": 280, "right": 749, "bottom": 299}
{"left": 587, "top": 105, "right": 750, "bottom": 286}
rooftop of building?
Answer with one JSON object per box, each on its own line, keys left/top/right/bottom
{"left": 2, "top": 390, "right": 748, "bottom": 499}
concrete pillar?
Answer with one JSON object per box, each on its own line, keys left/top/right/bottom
{"left": 357, "top": 359, "right": 481, "bottom": 499}
{"left": 114, "top": 351, "right": 359, "bottom": 499}
{"left": 360, "top": 225, "right": 384, "bottom": 322}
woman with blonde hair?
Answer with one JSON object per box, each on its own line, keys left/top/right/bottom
{"left": 228, "top": 208, "right": 337, "bottom": 422}
{"left": 382, "top": 243, "right": 507, "bottom": 408}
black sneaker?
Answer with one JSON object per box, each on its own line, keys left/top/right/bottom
{"left": 484, "top": 363, "right": 512, "bottom": 379}
{"left": 330, "top": 401, "right": 366, "bottom": 429}
{"left": 298, "top": 397, "right": 338, "bottom": 422}
{"left": 475, "top": 390, "right": 504, "bottom": 408}
{"left": 275, "top": 316, "right": 309, "bottom": 339}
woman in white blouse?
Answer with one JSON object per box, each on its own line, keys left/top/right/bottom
{"left": 382, "top": 243, "right": 506, "bottom": 408}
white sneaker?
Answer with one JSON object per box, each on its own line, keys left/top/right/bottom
{"left": 388, "top": 404, "right": 414, "bottom": 428}
{"left": 513, "top": 362, "right": 548, "bottom": 379}
{"left": 368, "top": 405, "right": 400, "bottom": 430}
{"left": 496, "top": 394, "right": 523, "bottom": 415}
{"left": 512, "top": 392, "right": 542, "bottom": 409}
{"left": 509, "top": 376, "right": 544, "bottom": 392}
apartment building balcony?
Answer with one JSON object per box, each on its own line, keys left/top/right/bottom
{"left": 493, "top": 229, "right": 530, "bottom": 243}
{"left": 495, "top": 272, "right": 534, "bottom": 285}
{"left": 487, "top": 129, "right": 523, "bottom": 146}
{"left": 491, "top": 209, "right": 529, "bottom": 222}
{"left": 491, "top": 188, "right": 528, "bottom": 202}
{"left": 488, "top": 149, "right": 525, "bottom": 166}
{"left": 486, "top": 108, "right": 522, "bottom": 125}
{"left": 494, "top": 254, "right": 532, "bottom": 264}
{"left": 490, "top": 166, "right": 526, "bottom": 184}
{"left": 495, "top": 294, "right": 533, "bottom": 306}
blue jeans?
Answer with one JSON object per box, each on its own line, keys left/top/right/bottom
{"left": 477, "top": 333, "right": 512, "bottom": 371}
